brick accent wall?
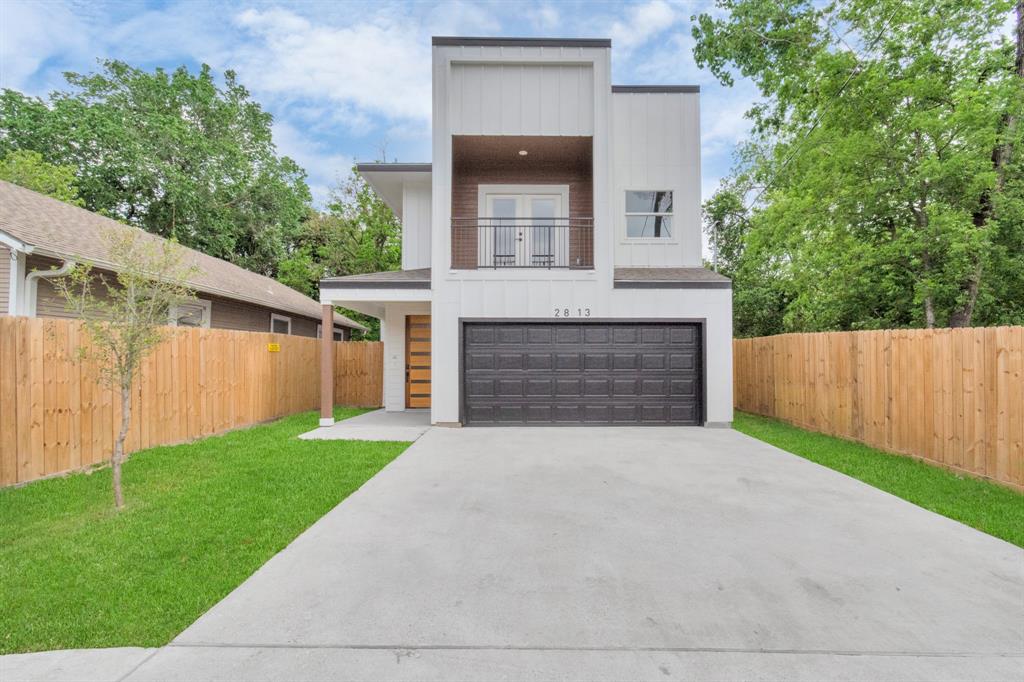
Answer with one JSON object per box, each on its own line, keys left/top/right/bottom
{"left": 451, "top": 140, "right": 593, "bottom": 269}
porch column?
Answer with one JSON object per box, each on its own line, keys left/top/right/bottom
{"left": 320, "top": 304, "right": 335, "bottom": 426}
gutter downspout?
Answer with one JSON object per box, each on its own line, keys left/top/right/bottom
{"left": 24, "top": 260, "right": 76, "bottom": 317}
{"left": 7, "top": 248, "right": 26, "bottom": 315}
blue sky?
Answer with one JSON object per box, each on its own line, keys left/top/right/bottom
{"left": 0, "top": 0, "right": 758, "bottom": 213}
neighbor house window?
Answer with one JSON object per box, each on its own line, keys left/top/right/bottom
{"left": 168, "top": 299, "right": 211, "bottom": 328}
{"left": 625, "top": 191, "right": 673, "bottom": 238}
{"left": 270, "top": 313, "right": 291, "bottom": 335}
{"left": 318, "top": 324, "right": 346, "bottom": 341}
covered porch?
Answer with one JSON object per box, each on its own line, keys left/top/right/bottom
{"left": 317, "top": 269, "right": 432, "bottom": 426}
{"left": 300, "top": 408, "right": 431, "bottom": 442}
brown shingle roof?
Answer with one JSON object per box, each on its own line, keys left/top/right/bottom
{"left": 0, "top": 181, "right": 364, "bottom": 330}
{"left": 321, "top": 268, "right": 431, "bottom": 289}
{"left": 613, "top": 267, "right": 731, "bottom": 288}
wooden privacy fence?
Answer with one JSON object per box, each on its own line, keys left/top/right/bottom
{"left": 734, "top": 327, "right": 1024, "bottom": 489}
{"left": 0, "top": 317, "right": 383, "bottom": 487}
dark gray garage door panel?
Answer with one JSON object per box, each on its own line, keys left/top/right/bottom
{"left": 463, "top": 322, "right": 702, "bottom": 425}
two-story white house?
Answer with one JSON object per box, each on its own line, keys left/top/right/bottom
{"left": 316, "top": 36, "right": 732, "bottom": 427}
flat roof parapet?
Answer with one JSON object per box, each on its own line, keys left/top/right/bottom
{"left": 433, "top": 36, "right": 611, "bottom": 48}
{"left": 612, "top": 85, "right": 700, "bottom": 94}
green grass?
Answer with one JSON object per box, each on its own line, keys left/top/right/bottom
{"left": 0, "top": 407, "right": 410, "bottom": 654}
{"left": 734, "top": 411, "right": 1024, "bottom": 548}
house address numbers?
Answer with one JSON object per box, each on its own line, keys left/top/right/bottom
{"left": 553, "top": 307, "right": 591, "bottom": 318}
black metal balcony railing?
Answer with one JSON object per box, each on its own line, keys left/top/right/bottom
{"left": 452, "top": 217, "right": 594, "bottom": 269}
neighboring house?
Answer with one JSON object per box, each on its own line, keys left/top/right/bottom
{"left": 322, "top": 36, "right": 732, "bottom": 427}
{"left": 0, "top": 180, "right": 365, "bottom": 340}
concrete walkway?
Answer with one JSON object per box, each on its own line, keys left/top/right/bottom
{"left": 5, "top": 427, "right": 1022, "bottom": 681}
{"left": 299, "top": 408, "right": 431, "bottom": 442}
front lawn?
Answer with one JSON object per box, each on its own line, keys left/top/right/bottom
{"left": 734, "top": 411, "right": 1024, "bottom": 548}
{"left": 0, "top": 407, "right": 409, "bottom": 654}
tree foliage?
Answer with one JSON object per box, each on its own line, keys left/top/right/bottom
{"left": 278, "top": 169, "right": 402, "bottom": 339}
{"left": 0, "top": 150, "right": 83, "bottom": 205}
{"left": 54, "top": 230, "right": 198, "bottom": 509}
{"left": 0, "top": 61, "right": 311, "bottom": 276}
{"left": 1, "top": 60, "right": 406, "bottom": 339}
{"left": 695, "top": 0, "right": 1024, "bottom": 335}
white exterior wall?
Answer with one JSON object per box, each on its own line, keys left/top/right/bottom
{"left": 401, "top": 183, "right": 432, "bottom": 269}
{"left": 611, "top": 92, "right": 702, "bottom": 267}
{"left": 449, "top": 61, "right": 594, "bottom": 135}
{"left": 330, "top": 41, "right": 730, "bottom": 426}
{"left": 428, "top": 278, "right": 732, "bottom": 425}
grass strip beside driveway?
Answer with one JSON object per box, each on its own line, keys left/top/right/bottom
{"left": 734, "top": 411, "right": 1023, "bottom": 548}
{"left": 0, "top": 408, "right": 409, "bottom": 654}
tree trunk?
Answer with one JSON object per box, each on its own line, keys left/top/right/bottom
{"left": 112, "top": 378, "right": 131, "bottom": 510}
{"left": 924, "top": 295, "right": 936, "bottom": 328}
{"left": 951, "top": 2, "right": 1023, "bottom": 327}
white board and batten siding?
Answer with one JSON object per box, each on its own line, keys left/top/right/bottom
{"left": 401, "top": 183, "right": 432, "bottom": 270}
{"left": 429, "top": 278, "right": 733, "bottom": 426}
{"left": 611, "top": 91, "right": 702, "bottom": 268}
{"left": 449, "top": 63, "right": 594, "bottom": 136}
{"left": 417, "top": 42, "right": 732, "bottom": 426}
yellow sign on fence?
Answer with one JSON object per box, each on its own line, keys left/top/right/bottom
{"left": 267, "top": 342, "right": 280, "bottom": 352}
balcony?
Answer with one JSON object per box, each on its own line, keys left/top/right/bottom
{"left": 451, "top": 134, "right": 594, "bottom": 270}
{"left": 452, "top": 217, "right": 594, "bottom": 269}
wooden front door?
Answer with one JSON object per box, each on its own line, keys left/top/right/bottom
{"left": 405, "top": 315, "right": 431, "bottom": 408}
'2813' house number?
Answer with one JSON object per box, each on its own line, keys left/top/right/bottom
{"left": 554, "top": 307, "right": 591, "bottom": 317}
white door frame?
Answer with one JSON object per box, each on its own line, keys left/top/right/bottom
{"left": 477, "top": 185, "right": 569, "bottom": 268}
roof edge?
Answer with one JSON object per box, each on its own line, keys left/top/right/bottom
{"left": 355, "top": 163, "right": 432, "bottom": 173}
{"left": 613, "top": 280, "right": 731, "bottom": 290}
{"left": 0, "top": 226, "right": 35, "bottom": 253}
{"left": 320, "top": 280, "right": 431, "bottom": 290}
{"left": 24, "top": 243, "right": 366, "bottom": 328}
{"left": 612, "top": 85, "right": 700, "bottom": 94}
{"left": 433, "top": 36, "right": 611, "bottom": 48}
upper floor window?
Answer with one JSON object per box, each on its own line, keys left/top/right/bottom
{"left": 318, "top": 324, "right": 347, "bottom": 341}
{"left": 625, "top": 191, "right": 673, "bottom": 239}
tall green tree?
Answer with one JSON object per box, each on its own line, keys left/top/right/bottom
{"left": 0, "top": 150, "right": 83, "bottom": 205}
{"left": 695, "top": 0, "right": 1023, "bottom": 334}
{"left": 278, "top": 169, "right": 402, "bottom": 339}
{"left": 0, "top": 61, "right": 311, "bottom": 275}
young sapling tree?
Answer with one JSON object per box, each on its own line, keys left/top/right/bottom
{"left": 54, "top": 228, "right": 198, "bottom": 509}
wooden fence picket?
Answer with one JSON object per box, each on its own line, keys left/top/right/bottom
{"left": 0, "top": 318, "right": 383, "bottom": 486}
{"left": 734, "top": 327, "right": 1024, "bottom": 489}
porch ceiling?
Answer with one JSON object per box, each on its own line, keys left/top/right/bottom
{"left": 453, "top": 135, "right": 591, "bottom": 172}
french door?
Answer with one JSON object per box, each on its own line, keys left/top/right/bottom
{"left": 481, "top": 192, "right": 564, "bottom": 268}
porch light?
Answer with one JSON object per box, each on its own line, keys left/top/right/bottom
{"left": 518, "top": 149, "right": 528, "bottom": 156}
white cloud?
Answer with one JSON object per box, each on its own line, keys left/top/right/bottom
{"left": 423, "top": 0, "right": 501, "bottom": 35}
{"left": 608, "top": 0, "right": 680, "bottom": 53}
{"left": 534, "top": 4, "right": 561, "bottom": 31}
{"left": 701, "top": 99, "right": 753, "bottom": 157}
{"left": 272, "top": 120, "right": 353, "bottom": 207}
{"left": 0, "top": 0, "right": 89, "bottom": 92}
{"left": 231, "top": 9, "right": 433, "bottom": 126}
{"left": 99, "top": 2, "right": 229, "bottom": 65}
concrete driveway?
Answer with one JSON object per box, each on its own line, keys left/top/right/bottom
{"left": 41, "top": 426, "right": 1024, "bottom": 680}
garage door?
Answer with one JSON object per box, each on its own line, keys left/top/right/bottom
{"left": 462, "top": 321, "right": 702, "bottom": 425}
